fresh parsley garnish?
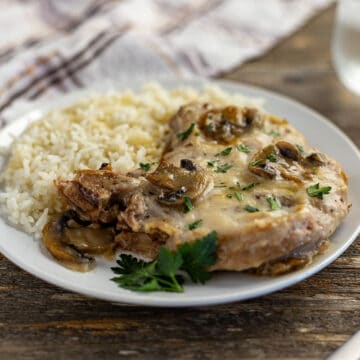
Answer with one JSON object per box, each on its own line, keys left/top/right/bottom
{"left": 250, "top": 159, "right": 262, "bottom": 166}
{"left": 234, "top": 191, "right": 243, "bottom": 201}
{"left": 244, "top": 204, "right": 259, "bottom": 213}
{"left": 266, "top": 196, "right": 281, "bottom": 210}
{"left": 139, "top": 162, "right": 156, "bottom": 171}
{"left": 215, "top": 163, "right": 233, "bottom": 173}
{"left": 265, "top": 130, "right": 280, "bottom": 137}
{"left": 236, "top": 144, "right": 251, "bottom": 153}
{"left": 215, "top": 147, "right": 232, "bottom": 157}
{"left": 183, "top": 195, "right": 193, "bottom": 213}
{"left": 267, "top": 153, "right": 277, "bottom": 162}
{"left": 296, "top": 144, "right": 305, "bottom": 153}
{"left": 178, "top": 231, "right": 218, "bottom": 283}
{"left": 207, "top": 160, "right": 216, "bottom": 167}
{"left": 306, "top": 183, "right": 332, "bottom": 199}
{"left": 176, "top": 123, "right": 195, "bottom": 141}
{"left": 111, "top": 231, "right": 218, "bottom": 292}
{"left": 226, "top": 191, "right": 243, "bottom": 201}
{"left": 187, "top": 219, "right": 202, "bottom": 230}
{"left": 242, "top": 183, "right": 255, "bottom": 191}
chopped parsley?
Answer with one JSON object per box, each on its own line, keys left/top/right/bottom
{"left": 234, "top": 191, "right": 243, "bottom": 201}
{"left": 267, "top": 152, "right": 277, "bottom": 162}
{"left": 265, "top": 130, "right": 280, "bottom": 137}
{"left": 236, "top": 144, "right": 251, "bottom": 153}
{"left": 226, "top": 193, "right": 233, "bottom": 198}
{"left": 183, "top": 195, "right": 193, "bottom": 213}
{"left": 139, "top": 162, "right": 156, "bottom": 172}
{"left": 111, "top": 231, "right": 218, "bottom": 292}
{"left": 215, "top": 147, "right": 232, "bottom": 157}
{"left": 250, "top": 159, "right": 262, "bottom": 166}
{"left": 176, "top": 123, "right": 195, "bottom": 141}
{"left": 296, "top": 144, "right": 305, "bottom": 153}
{"left": 244, "top": 204, "right": 259, "bottom": 213}
{"left": 207, "top": 160, "right": 216, "bottom": 167}
{"left": 187, "top": 219, "right": 203, "bottom": 230}
{"left": 266, "top": 196, "right": 281, "bottom": 210}
{"left": 215, "top": 163, "right": 233, "bottom": 173}
{"left": 306, "top": 183, "right": 332, "bottom": 199}
{"left": 242, "top": 183, "right": 255, "bottom": 191}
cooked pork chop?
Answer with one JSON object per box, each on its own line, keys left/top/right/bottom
{"left": 43, "top": 103, "right": 350, "bottom": 273}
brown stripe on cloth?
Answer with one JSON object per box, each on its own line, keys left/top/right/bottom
{"left": 27, "top": 31, "right": 124, "bottom": 100}
{"left": 144, "top": 38, "right": 183, "bottom": 77}
{"left": 0, "top": 30, "right": 110, "bottom": 114}
{"left": 0, "top": 53, "right": 59, "bottom": 97}
{"left": 160, "top": 0, "right": 224, "bottom": 35}
{"left": 0, "top": 38, "right": 43, "bottom": 64}
{"left": 40, "top": 0, "right": 115, "bottom": 33}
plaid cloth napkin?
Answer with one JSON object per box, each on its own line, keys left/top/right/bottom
{"left": 0, "top": 0, "right": 332, "bottom": 125}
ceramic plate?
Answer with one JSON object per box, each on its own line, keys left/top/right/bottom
{"left": 0, "top": 78, "right": 359, "bottom": 307}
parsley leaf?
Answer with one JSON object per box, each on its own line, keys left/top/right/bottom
{"left": 265, "top": 130, "right": 280, "bottom": 137}
{"left": 236, "top": 144, "right": 251, "bottom": 153}
{"left": 296, "top": 144, "right": 305, "bottom": 153}
{"left": 183, "top": 195, "right": 193, "bottom": 213}
{"left": 207, "top": 160, "right": 216, "bottom": 167}
{"left": 187, "top": 219, "right": 202, "bottom": 230}
{"left": 179, "top": 231, "right": 218, "bottom": 283}
{"left": 234, "top": 191, "right": 243, "bottom": 201}
{"left": 111, "top": 232, "right": 218, "bottom": 292}
{"left": 306, "top": 183, "right": 332, "bottom": 199}
{"left": 242, "top": 183, "right": 255, "bottom": 191}
{"left": 176, "top": 123, "right": 195, "bottom": 141}
{"left": 267, "top": 153, "right": 277, "bottom": 162}
{"left": 139, "top": 162, "right": 157, "bottom": 171}
{"left": 266, "top": 196, "right": 281, "bottom": 210}
{"left": 250, "top": 159, "right": 262, "bottom": 166}
{"left": 215, "top": 147, "right": 232, "bottom": 157}
{"left": 244, "top": 204, "right": 259, "bottom": 213}
{"left": 215, "top": 163, "right": 233, "bottom": 173}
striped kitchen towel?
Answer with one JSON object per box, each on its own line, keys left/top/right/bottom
{"left": 0, "top": 0, "right": 332, "bottom": 125}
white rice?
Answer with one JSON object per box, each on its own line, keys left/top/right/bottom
{"left": 0, "top": 83, "right": 262, "bottom": 237}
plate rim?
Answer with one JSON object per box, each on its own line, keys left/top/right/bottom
{"left": 0, "top": 77, "right": 359, "bottom": 307}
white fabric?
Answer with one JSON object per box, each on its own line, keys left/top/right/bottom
{"left": 0, "top": 0, "right": 333, "bottom": 124}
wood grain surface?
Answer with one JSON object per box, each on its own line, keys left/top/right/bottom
{"left": 1, "top": 6, "right": 359, "bottom": 360}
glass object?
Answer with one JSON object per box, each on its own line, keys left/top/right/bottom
{"left": 332, "top": 0, "right": 360, "bottom": 95}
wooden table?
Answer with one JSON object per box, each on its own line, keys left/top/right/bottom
{"left": 1, "top": 6, "right": 359, "bottom": 359}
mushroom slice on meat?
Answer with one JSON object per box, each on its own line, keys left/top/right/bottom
{"left": 63, "top": 226, "right": 115, "bottom": 255}
{"left": 56, "top": 169, "right": 142, "bottom": 224}
{"left": 42, "top": 218, "right": 96, "bottom": 272}
{"left": 199, "top": 106, "right": 264, "bottom": 143}
{"left": 248, "top": 141, "right": 305, "bottom": 183}
{"left": 145, "top": 160, "right": 213, "bottom": 205}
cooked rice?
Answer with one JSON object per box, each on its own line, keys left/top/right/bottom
{"left": 0, "top": 83, "right": 262, "bottom": 237}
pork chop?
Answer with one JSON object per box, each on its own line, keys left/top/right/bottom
{"left": 43, "top": 103, "right": 350, "bottom": 273}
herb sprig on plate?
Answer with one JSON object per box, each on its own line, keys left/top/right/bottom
{"left": 111, "top": 231, "right": 218, "bottom": 292}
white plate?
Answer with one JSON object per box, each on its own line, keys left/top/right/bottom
{"left": 0, "top": 78, "right": 359, "bottom": 307}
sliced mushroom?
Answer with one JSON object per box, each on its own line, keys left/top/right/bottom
{"left": 276, "top": 141, "right": 302, "bottom": 161}
{"left": 42, "top": 219, "right": 95, "bottom": 272}
{"left": 199, "top": 106, "right": 264, "bottom": 143}
{"left": 56, "top": 169, "right": 141, "bottom": 224}
{"left": 303, "top": 152, "right": 326, "bottom": 167}
{"left": 63, "top": 226, "right": 114, "bottom": 255}
{"left": 248, "top": 144, "right": 279, "bottom": 179}
{"left": 145, "top": 160, "right": 212, "bottom": 205}
{"left": 248, "top": 141, "right": 306, "bottom": 183}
